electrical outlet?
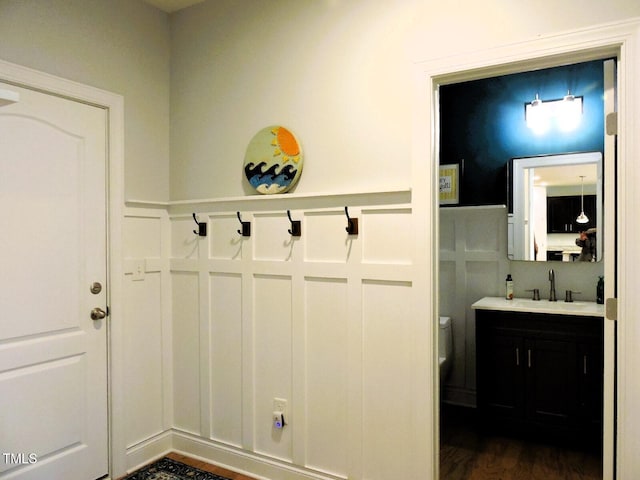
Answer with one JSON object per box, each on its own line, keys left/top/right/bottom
{"left": 273, "top": 398, "right": 287, "bottom": 416}
{"left": 273, "top": 411, "right": 285, "bottom": 429}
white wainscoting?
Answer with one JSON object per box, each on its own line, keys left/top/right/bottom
{"left": 167, "top": 193, "right": 418, "bottom": 480}
{"left": 439, "top": 205, "right": 509, "bottom": 406}
{"left": 122, "top": 207, "right": 173, "bottom": 468}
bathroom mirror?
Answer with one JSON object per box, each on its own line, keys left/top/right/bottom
{"left": 509, "top": 151, "right": 602, "bottom": 262}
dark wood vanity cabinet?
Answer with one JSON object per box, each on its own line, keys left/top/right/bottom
{"left": 476, "top": 309, "right": 603, "bottom": 443}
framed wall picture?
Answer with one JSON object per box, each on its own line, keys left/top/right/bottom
{"left": 439, "top": 163, "right": 460, "bottom": 205}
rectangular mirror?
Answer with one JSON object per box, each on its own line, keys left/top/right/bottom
{"left": 508, "top": 151, "right": 602, "bottom": 262}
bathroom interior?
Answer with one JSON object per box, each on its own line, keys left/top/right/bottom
{"left": 437, "top": 57, "right": 610, "bottom": 479}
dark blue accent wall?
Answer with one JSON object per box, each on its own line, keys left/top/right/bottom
{"left": 440, "top": 59, "right": 606, "bottom": 206}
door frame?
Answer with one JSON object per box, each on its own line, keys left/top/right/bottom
{"left": 0, "top": 59, "right": 126, "bottom": 478}
{"left": 412, "top": 18, "right": 640, "bottom": 479}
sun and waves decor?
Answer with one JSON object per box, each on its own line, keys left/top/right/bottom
{"left": 243, "top": 125, "right": 303, "bottom": 194}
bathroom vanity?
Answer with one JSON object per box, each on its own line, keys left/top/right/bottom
{"left": 472, "top": 297, "right": 604, "bottom": 444}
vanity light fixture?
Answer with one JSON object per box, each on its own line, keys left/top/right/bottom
{"left": 576, "top": 175, "right": 590, "bottom": 224}
{"left": 525, "top": 91, "right": 583, "bottom": 134}
{"left": 525, "top": 93, "right": 547, "bottom": 134}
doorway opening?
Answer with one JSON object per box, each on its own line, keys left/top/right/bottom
{"left": 433, "top": 54, "right": 617, "bottom": 480}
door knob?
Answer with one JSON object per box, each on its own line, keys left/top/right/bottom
{"left": 91, "top": 307, "right": 107, "bottom": 320}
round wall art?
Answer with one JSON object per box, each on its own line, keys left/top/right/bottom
{"left": 243, "top": 125, "right": 303, "bottom": 194}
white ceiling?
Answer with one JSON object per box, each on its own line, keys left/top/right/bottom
{"left": 533, "top": 164, "right": 598, "bottom": 187}
{"left": 142, "top": 0, "right": 204, "bottom": 13}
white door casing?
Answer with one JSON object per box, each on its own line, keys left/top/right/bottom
{"left": 413, "top": 18, "right": 640, "bottom": 480}
{"left": 0, "top": 82, "right": 108, "bottom": 479}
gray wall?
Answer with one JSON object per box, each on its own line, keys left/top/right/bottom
{"left": 0, "top": 0, "right": 171, "bottom": 202}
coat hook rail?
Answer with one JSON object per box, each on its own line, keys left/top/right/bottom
{"left": 192, "top": 213, "right": 207, "bottom": 237}
{"left": 237, "top": 211, "right": 251, "bottom": 237}
{"left": 344, "top": 206, "right": 359, "bottom": 235}
{"left": 287, "top": 210, "right": 301, "bottom": 237}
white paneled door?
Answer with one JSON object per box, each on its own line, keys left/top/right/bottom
{"left": 0, "top": 82, "right": 108, "bottom": 479}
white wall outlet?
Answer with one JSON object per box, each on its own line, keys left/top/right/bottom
{"left": 273, "top": 411, "right": 285, "bottom": 429}
{"left": 273, "top": 398, "right": 287, "bottom": 428}
{"left": 273, "top": 397, "right": 287, "bottom": 416}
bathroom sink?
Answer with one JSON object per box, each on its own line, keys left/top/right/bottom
{"left": 471, "top": 296, "right": 604, "bottom": 317}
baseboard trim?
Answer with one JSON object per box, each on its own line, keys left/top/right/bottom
{"left": 171, "top": 430, "right": 343, "bottom": 480}
{"left": 442, "top": 385, "right": 476, "bottom": 407}
{"left": 124, "top": 428, "right": 348, "bottom": 480}
{"left": 125, "top": 430, "right": 173, "bottom": 473}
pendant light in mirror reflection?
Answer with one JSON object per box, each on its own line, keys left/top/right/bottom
{"left": 576, "top": 175, "right": 589, "bottom": 224}
{"left": 525, "top": 91, "right": 583, "bottom": 134}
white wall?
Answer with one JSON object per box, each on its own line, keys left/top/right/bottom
{"left": 122, "top": 208, "right": 173, "bottom": 467}
{"left": 0, "top": 0, "right": 171, "bottom": 202}
{"left": 169, "top": 0, "right": 640, "bottom": 201}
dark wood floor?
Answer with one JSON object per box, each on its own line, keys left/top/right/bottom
{"left": 440, "top": 404, "right": 602, "bottom": 480}
{"left": 124, "top": 407, "right": 601, "bottom": 480}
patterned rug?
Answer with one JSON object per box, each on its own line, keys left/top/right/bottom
{"left": 123, "top": 457, "right": 231, "bottom": 480}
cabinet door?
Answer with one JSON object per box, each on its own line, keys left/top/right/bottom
{"left": 477, "top": 331, "right": 525, "bottom": 419}
{"left": 548, "top": 195, "right": 597, "bottom": 233}
{"left": 578, "top": 341, "right": 603, "bottom": 429}
{"left": 525, "top": 338, "right": 578, "bottom": 427}
{"left": 547, "top": 196, "right": 575, "bottom": 233}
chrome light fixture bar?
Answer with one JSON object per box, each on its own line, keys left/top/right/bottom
{"left": 525, "top": 91, "right": 583, "bottom": 134}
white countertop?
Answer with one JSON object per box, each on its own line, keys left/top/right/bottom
{"left": 471, "top": 296, "right": 604, "bottom": 317}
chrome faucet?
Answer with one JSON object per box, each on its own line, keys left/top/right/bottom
{"left": 549, "top": 269, "right": 557, "bottom": 302}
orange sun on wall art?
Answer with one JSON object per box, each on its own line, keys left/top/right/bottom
{"left": 243, "top": 125, "right": 304, "bottom": 194}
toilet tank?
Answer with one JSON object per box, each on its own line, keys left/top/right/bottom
{"left": 439, "top": 316, "right": 453, "bottom": 358}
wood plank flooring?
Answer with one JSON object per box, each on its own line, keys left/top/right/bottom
{"left": 440, "top": 404, "right": 602, "bottom": 480}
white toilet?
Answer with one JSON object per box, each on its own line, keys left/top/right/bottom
{"left": 439, "top": 316, "right": 453, "bottom": 381}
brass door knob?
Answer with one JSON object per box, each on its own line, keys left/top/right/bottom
{"left": 91, "top": 307, "right": 107, "bottom": 320}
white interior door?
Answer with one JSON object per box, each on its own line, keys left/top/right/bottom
{"left": 0, "top": 82, "right": 108, "bottom": 480}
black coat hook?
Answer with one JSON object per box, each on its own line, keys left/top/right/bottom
{"left": 192, "top": 213, "right": 207, "bottom": 237}
{"left": 237, "top": 211, "right": 251, "bottom": 237}
{"left": 345, "top": 206, "right": 359, "bottom": 235}
{"left": 287, "top": 210, "right": 301, "bottom": 237}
